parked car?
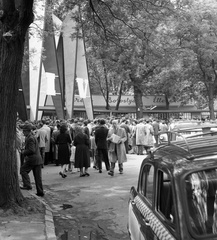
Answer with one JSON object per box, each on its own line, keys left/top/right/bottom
{"left": 128, "top": 128, "right": 217, "bottom": 240}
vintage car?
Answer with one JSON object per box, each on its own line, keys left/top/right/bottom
{"left": 128, "top": 129, "right": 217, "bottom": 240}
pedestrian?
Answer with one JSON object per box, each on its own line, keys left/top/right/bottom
{"left": 130, "top": 119, "right": 138, "bottom": 154}
{"left": 74, "top": 126, "right": 91, "bottom": 177}
{"left": 41, "top": 119, "right": 51, "bottom": 165}
{"left": 144, "top": 119, "right": 154, "bottom": 153}
{"left": 152, "top": 118, "right": 160, "bottom": 147}
{"left": 35, "top": 121, "right": 48, "bottom": 167}
{"left": 16, "top": 123, "right": 24, "bottom": 180}
{"left": 51, "top": 123, "right": 60, "bottom": 166}
{"left": 55, "top": 123, "right": 72, "bottom": 178}
{"left": 135, "top": 119, "right": 146, "bottom": 155}
{"left": 20, "top": 122, "right": 44, "bottom": 197}
{"left": 89, "top": 120, "right": 98, "bottom": 169}
{"left": 94, "top": 118, "right": 110, "bottom": 173}
{"left": 107, "top": 119, "right": 127, "bottom": 176}
{"left": 120, "top": 119, "right": 131, "bottom": 154}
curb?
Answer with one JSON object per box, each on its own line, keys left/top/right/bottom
{"left": 33, "top": 194, "right": 57, "bottom": 240}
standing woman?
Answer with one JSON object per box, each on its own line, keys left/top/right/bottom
{"left": 55, "top": 123, "right": 72, "bottom": 178}
{"left": 74, "top": 126, "right": 90, "bottom": 177}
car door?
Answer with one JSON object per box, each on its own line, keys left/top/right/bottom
{"left": 137, "top": 165, "right": 177, "bottom": 240}
{"left": 128, "top": 163, "right": 156, "bottom": 240}
{"left": 144, "top": 169, "right": 177, "bottom": 240}
{"left": 137, "top": 164, "right": 157, "bottom": 240}
{"left": 128, "top": 187, "right": 145, "bottom": 240}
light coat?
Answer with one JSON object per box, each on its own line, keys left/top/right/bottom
{"left": 135, "top": 122, "right": 146, "bottom": 145}
{"left": 108, "top": 127, "right": 127, "bottom": 163}
{"left": 144, "top": 123, "right": 154, "bottom": 147}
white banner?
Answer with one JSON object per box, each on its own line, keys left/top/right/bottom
{"left": 46, "top": 72, "right": 56, "bottom": 96}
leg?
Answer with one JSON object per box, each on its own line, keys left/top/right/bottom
{"left": 118, "top": 163, "right": 123, "bottom": 174}
{"left": 97, "top": 149, "right": 102, "bottom": 172}
{"left": 40, "top": 147, "right": 45, "bottom": 166}
{"left": 80, "top": 168, "right": 85, "bottom": 177}
{"left": 102, "top": 149, "right": 110, "bottom": 171}
{"left": 32, "top": 165, "right": 44, "bottom": 196}
{"left": 84, "top": 167, "right": 90, "bottom": 176}
{"left": 59, "top": 165, "right": 67, "bottom": 178}
{"left": 94, "top": 150, "right": 99, "bottom": 170}
{"left": 137, "top": 145, "right": 142, "bottom": 155}
{"left": 20, "top": 161, "right": 33, "bottom": 189}
{"left": 108, "top": 162, "right": 115, "bottom": 176}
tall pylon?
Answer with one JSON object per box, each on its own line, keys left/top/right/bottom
{"left": 62, "top": 8, "right": 94, "bottom": 120}
{"left": 19, "top": 2, "right": 93, "bottom": 121}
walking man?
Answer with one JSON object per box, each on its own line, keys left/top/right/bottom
{"left": 94, "top": 119, "right": 110, "bottom": 173}
{"left": 107, "top": 119, "right": 127, "bottom": 176}
{"left": 20, "top": 123, "right": 44, "bottom": 197}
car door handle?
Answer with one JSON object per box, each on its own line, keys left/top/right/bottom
{"left": 143, "top": 218, "right": 150, "bottom": 226}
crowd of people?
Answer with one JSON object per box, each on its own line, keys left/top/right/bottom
{"left": 15, "top": 115, "right": 191, "bottom": 196}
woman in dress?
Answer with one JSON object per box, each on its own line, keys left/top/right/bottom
{"left": 74, "top": 126, "right": 90, "bottom": 177}
{"left": 55, "top": 123, "right": 72, "bottom": 178}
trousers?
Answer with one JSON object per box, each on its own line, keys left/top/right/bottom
{"left": 20, "top": 161, "right": 44, "bottom": 195}
{"left": 97, "top": 149, "right": 110, "bottom": 171}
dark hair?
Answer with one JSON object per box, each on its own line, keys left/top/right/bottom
{"left": 100, "top": 119, "right": 106, "bottom": 125}
{"left": 60, "top": 124, "right": 67, "bottom": 133}
{"left": 83, "top": 120, "right": 88, "bottom": 126}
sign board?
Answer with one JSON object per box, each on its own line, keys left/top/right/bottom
{"left": 74, "top": 95, "right": 194, "bottom": 108}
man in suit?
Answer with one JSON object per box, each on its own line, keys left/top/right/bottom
{"left": 94, "top": 119, "right": 110, "bottom": 173}
{"left": 20, "top": 123, "right": 44, "bottom": 197}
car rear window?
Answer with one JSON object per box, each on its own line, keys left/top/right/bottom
{"left": 185, "top": 169, "right": 217, "bottom": 236}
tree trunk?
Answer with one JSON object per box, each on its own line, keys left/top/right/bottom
{"left": 208, "top": 83, "right": 215, "bottom": 120}
{"left": 102, "top": 60, "right": 110, "bottom": 110}
{"left": 129, "top": 74, "right": 143, "bottom": 119}
{"left": 115, "top": 80, "right": 123, "bottom": 111}
{"left": 0, "top": 0, "right": 34, "bottom": 208}
{"left": 165, "top": 94, "right": 170, "bottom": 110}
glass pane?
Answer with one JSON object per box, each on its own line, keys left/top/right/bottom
{"left": 158, "top": 171, "right": 174, "bottom": 224}
{"left": 145, "top": 165, "right": 154, "bottom": 202}
{"left": 185, "top": 169, "right": 217, "bottom": 235}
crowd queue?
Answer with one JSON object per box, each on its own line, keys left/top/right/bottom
{"left": 15, "top": 116, "right": 183, "bottom": 196}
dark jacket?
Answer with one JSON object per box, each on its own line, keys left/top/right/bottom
{"left": 74, "top": 133, "right": 90, "bottom": 168}
{"left": 23, "top": 133, "right": 43, "bottom": 165}
{"left": 95, "top": 125, "right": 109, "bottom": 149}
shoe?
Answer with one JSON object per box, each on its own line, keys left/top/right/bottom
{"left": 20, "top": 186, "right": 32, "bottom": 190}
{"left": 85, "top": 172, "right": 90, "bottom": 176}
{"left": 59, "top": 172, "right": 66, "bottom": 178}
{"left": 36, "top": 193, "right": 44, "bottom": 197}
{"left": 80, "top": 173, "right": 85, "bottom": 177}
{"left": 99, "top": 170, "right": 102, "bottom": 173}
{"left": 119, "top": 171, "right": 123, "bottom": 174}
{"left": 93, "top": 166, "right": 96, "bottom": 169}
{"left": 108, "top": 171, "right": 114, "bottom": 176}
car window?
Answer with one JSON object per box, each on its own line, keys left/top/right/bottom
{"left": 185, "top": 169, "right": 217, "bottom": 236}
{"left": 139, "top": 164, "right": 154, "bottom": 203}
{"left": 157, "top": 170, "right": 175, "bottom": 227}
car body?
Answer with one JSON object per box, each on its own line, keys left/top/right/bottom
{"left": 128, "top": 129, "right": 217, "bottom": 240}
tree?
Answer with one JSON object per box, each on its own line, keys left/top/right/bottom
{"left": 172, "top": 0, "right": 217, "bottom": 119}
{"left": 0, "top": 0, "right": 34, "bottom": 208}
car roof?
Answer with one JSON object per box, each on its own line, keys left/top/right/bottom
{"left": 149, "top": 133, "right": 217, "bottom": 176}
{"left": 172, "top": 121, "right": 217, "bottom": 132}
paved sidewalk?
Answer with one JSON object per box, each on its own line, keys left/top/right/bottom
{"left": 0, "top": 190, "right": 56, "bottom": 240}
